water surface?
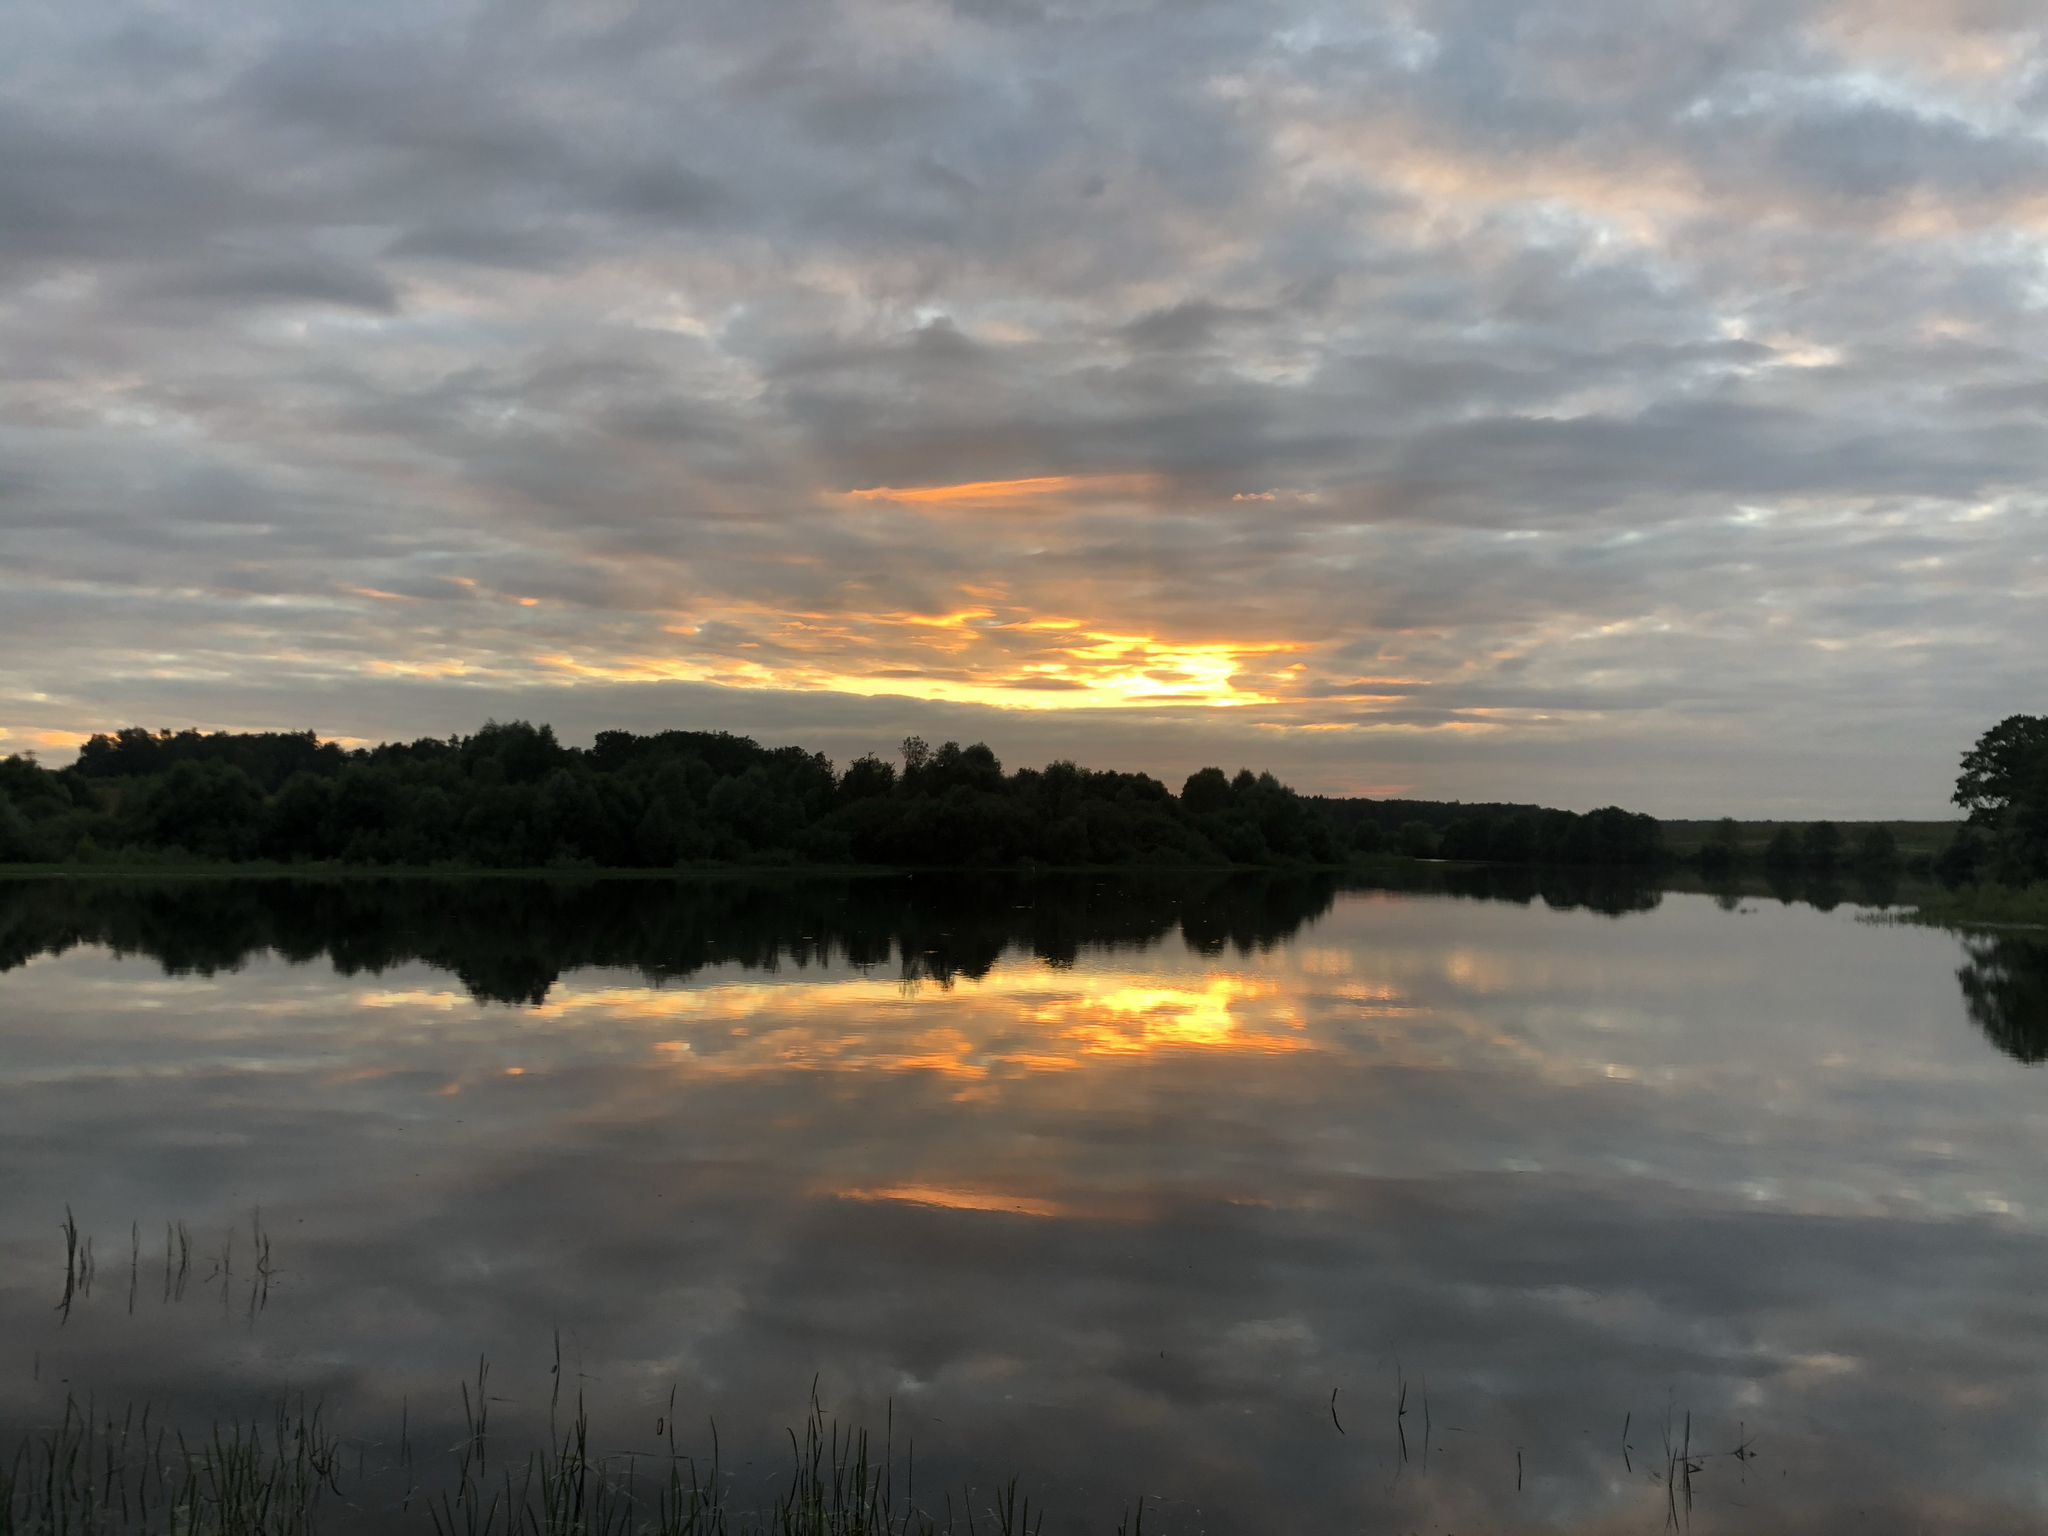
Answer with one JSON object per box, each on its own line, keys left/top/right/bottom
{"left": 3, "top": 873, "right": 2046, "bottom": 1533}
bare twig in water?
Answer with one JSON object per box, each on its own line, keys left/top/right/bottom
{"left": 1395, "top": 1371, "right": 1409, "bottom": 1465}
{"left": 1664, "top": 1409, "right": 1702, "bottom": 1531}
{"left": 1421, "top": 1381, "right": 1431, "bottom": 1473}
{"left": 56, "top": 1205, "right": 80, "bottom": 1322}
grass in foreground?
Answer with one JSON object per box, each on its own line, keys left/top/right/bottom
{"left": 1, "top": 1381, "right": 1096, "bottom": 1536}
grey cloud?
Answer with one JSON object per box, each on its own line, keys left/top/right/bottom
{"left": 0, "top": 111, "right": 259, "bottom": 266}
{"left": 138, "top": 253, "right": 399, "bottom": 314}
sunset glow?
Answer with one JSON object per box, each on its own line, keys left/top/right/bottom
{"left": 839, "top": 474, "right": 1157, "bottom": 506}
{"left": 355, "top": 953, "right": 1352, "bottom": 1085}
{"left": 534, "top": 615, "right": 1306, "bottom": 711}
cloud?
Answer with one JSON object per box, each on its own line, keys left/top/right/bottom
{"left": 2, "top": 0, "right": 2045, "bottom": 811}
{"left": 839, "top": 473, "right": 1151, "bottom": 505}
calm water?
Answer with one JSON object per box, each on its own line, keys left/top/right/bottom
{"left": 3, "top": 872, "right": 2047, "bottom": 1533}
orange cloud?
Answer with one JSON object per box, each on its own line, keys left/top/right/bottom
{"left": 2, "top": 728, "right": 91, "bottom": 751}
{"left": 838, "top": 473, "right": 1157, "bottom": 506}
{"left": 840, "top": 1185, "right": 1066, "bottom": 1217}
{"left": 339, "top": 585, "right": 418, "bottom": 603}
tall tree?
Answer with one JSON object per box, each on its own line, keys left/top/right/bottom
{"left": 1955, "top": 715, "right": 2048, "bottom": 819}
{"left": 1954, "top": 715, "right": 2048, "bottom": 886}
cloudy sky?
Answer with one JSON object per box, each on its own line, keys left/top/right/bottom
{"left": 4, "top": 0, "right": 2045, "bottom": 814}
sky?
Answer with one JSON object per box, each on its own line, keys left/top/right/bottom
{"left": 3, "top": 0, "right": 2046, "bottom": 815}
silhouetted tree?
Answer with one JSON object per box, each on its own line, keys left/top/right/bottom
{"left": 1801, "top": 820, "right": 1842, "bottom": 874}
{"left": 136, "top": 761, "right": 264, "bottom": 860}
{"left": 1853, "top": 825, "right": 1898, "bottom": 870}
{"left": 1438, "top": 816, "right": 1493, "bottom": 860}
{"left": 1764, "top": 826, "right": 1801, "bottom": 871}
{"left": 1699, "top": 817, "right": 1742, "bottom": 874}
{"left": 1955, "top": 715, "right": 2048, "bottom": 818}
{"left": 839, "top": 754, "right": 897, "bottom": 803}
{"left": 74, "top": 726, "right": 343, "bottom": 790}
{"left": 1936, "top": 824, "right": 1991, "bottom": 888}
{"left": 0, "top": 787, "right": 40, "bottom": 862}
{"left": 35, "top": 721, "right": 1663, "bottom": 875}
{"left": 1180, "top": 766, "right": 1232, "bottom": 816}
{"left": 1953, "top": 714, "right": 2048, "bottom": 887}
{"left": 1490, "top": 815, "right": 1536, "bottom": 863}
{"left": 1398, "top": 820, "right": 1437, "bottom": 858}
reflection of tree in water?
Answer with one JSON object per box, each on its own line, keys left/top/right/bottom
{"left": 1957, "top": 934, "right": 2048, "bottom": 1065}
{"left": 0, "top": 864, "right": 1687, "bottom": 1006}
{"left": 0, "top": 873, "right": 1343, "bottom": 1006}
{"left": 1438, "top": 863, "right": 1664, "bottom": 916}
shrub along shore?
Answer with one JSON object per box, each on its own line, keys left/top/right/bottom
{"left": 0, "top": 722, "right": 1665, "bottom": 873}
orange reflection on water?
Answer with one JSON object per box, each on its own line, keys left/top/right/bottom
{"left": 1031, "top": 976, "right": 1309, "bottom": 1056}
{"left": 506, "top": 967, "right": 1327, "bottom": 1080}
{"left": 348, "top": 954, "right": 1453, "bottom": 1101}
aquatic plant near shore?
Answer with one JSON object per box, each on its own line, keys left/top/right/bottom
{"left": 0, "top": 1395, "right": 341, "bottom": 1536}
{"left": 2, "top": 1383, "right": 1046, "bottom": 1536}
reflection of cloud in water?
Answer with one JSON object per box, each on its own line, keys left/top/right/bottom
{"left": 364, "top": 969, "right": 1331, "bottom": 1078}
{"left": 4, "top": 884, "right": 2048, "bottom": 1531}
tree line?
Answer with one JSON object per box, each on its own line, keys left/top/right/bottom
{"left": 1692, "top": 817, "right": 1904, "bottom": 877}
{"left": 0, "top": 721, "right": 1344, "bottom": 869}
{"left": 1670, "top": 714, "right": 2047, "bottom": 887}
{"left": 0, "top": 721, "right": 1672, "bottom": 873}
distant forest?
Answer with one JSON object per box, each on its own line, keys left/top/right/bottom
{"left": 0, "top": 722, "right": 1667, "bottom": 872}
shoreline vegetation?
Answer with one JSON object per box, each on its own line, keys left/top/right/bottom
{"left": 0, "top": 721, "right": 1663, "bottom": 875}
{"left": 0, "top": 868, "right": 1673, "bottom": 1005}
{"left": 0, "top": 714, "right": 2041, "bottom": 926}
{"left": 1894, "top": 712, "right": 2048, "bottom": 929}
{"left": 3, "top": 1386, "right": 1068, "bottom": 1536}
{"left": 1, "top": 1370, "right": 1749, "bottom": 1536}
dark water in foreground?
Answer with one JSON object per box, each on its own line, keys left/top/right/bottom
{"left": 4, "top": 872, "right": 2048, "bottom": 1533}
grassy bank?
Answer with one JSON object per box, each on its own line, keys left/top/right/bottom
{"left": 1658, "top": 818, "right": 1960, "bottom": 862}
{"left": 0, "top": 853, "right": 1387, "bottom": 882}
{"left": 1901, "top": 883, "right": 2048, "bottom": 929}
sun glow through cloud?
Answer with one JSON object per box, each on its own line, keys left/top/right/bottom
{"left": 534, "top": 613, "right": 1305, "bottom": 710}
{"left": 838, "top": 474, "right": 1158, "bottom": 506}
